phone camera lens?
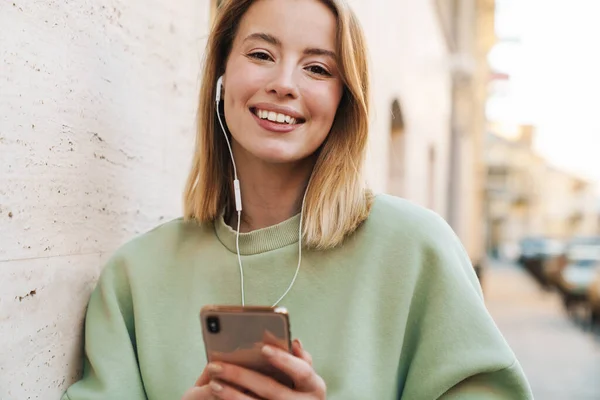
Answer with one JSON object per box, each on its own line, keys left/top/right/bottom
{"left": 207, "top": 316, "right": 220, "bottom": 334}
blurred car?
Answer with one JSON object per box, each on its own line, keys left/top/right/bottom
{"left": 555, "top": 237, "right": 600, "bottom": 310}
{"left": 518, "top": 237, "right": 565, "bottom": 288}
{"left": 589, "top": 270, "right": 600, "bottom": 325}
{"left": 543, "top": 253, "right": 568, "bottom": 289}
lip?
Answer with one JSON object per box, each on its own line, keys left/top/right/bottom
{"left": 250, "top": 102, "right": 306, "bottom": 121}
{"left": 249, "top": 102, "right": 306, "bottom": 134}
{"left": 250, "top": 110, "right": 302, "bottom": 133}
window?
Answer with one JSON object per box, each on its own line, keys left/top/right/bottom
{"left": 388, "top": 99, "right": 406, "bottom": 197}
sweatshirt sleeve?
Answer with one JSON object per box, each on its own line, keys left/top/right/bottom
{"left": 61, "top": 253, "right": 147, "bottom": 400}
{"left": 438, "top": 361, "right": 531, "bottom": 399}
{"left": 398, "top": 214, "right": 533, "bottom": 400}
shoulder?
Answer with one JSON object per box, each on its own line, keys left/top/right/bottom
{"left": 103, "top": 217, "right": 212, "bottom": 276}
{"left": 363, "top": 193, "right": 457, "bottom": 247}
{"left": 359, "top": 194, "right": 478, "bottom": 288}
{"left": 124, "top": 217, "right": 210, "bottom": 253}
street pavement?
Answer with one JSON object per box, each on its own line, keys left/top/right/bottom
{"left": 483, "top": 260, "right": 600, "bottom": 400}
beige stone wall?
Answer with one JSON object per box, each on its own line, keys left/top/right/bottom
{"left": 0, "top": 1, "right": 208, "bottom": 397}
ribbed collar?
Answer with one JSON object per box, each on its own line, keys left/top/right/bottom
{"left": 214, "top": 213, "right": 301, "bottom": 255}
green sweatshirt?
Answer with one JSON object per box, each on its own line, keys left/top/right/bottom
{"left": 62, "top": 194, "right": 532, "bottom": 399}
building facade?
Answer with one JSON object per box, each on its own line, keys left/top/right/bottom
{"left": 433, "top": 0, "right": 496, "bottom": 274}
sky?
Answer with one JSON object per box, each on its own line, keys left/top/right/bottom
{"left": 487, "top": 0, "right": 600, "bottom": 192}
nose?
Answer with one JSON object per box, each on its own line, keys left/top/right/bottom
{"left": 264, "top": 65, "right": 300, "bottom": 99}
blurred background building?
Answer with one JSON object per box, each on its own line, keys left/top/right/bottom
{"left": 484, "top": 0, "right": 600, "bottom": 260}
{"left": 485, "top": 124, "right": 599, "bottom": 259}
{"left": 1, "top": 0, "right": 599, "bottom": 398}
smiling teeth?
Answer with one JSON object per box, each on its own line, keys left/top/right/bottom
{"left": 256, "top": 109, "right": 297, "bottom": 125}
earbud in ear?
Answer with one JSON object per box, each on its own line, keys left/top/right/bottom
{"left": 215, "top": 75, "right": 224, "bottom": 103}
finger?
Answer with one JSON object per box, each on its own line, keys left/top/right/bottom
{"left": 181, "top": 385, "right": 213, "bottom": 400}
{"left": 262, "top": 345, "right": 325, "bottom": 393}
{"left": 292, "top": 339, "right": 313, "bottom": 366}
{"left": 195, "top": 366, "right": 212, "bottom": 387}
{"left": 210, "top": 380, "right": 257, "bottom": 400}
{"left": 292, "top": 339, "right": 302, "bottom": 357}
{"left": 208, "top": 362, "right": 294, "bottom": 400}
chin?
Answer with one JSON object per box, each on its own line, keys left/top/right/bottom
{"left": 251, "top": 146, "right": 311, "bottom": 165}
{"left": 254, "top": 152, "right": 304, "bottom": 165}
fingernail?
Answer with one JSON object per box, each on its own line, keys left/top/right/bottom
{"left": 207, "top": 363, "right": 222, "bottom": 374}
{"left": 292, "top": 339, "right": 302, "bottom": 352}
{"left": 297, "top": 339, "right": 304, "bottom": 349}
{"left": 262, "top": 345, "right": 275, "bottom": 356}
{"left": 210, "top": 380, "right": 223, "bottom": 392}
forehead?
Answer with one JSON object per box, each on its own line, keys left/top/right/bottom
{"left": 235, "top": 0, "right": 337, "bottom": 50}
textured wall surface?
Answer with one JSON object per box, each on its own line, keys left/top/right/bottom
{"left": 0, "top": 1, "right": 208, "bottom": 397}
{"left": 352, "top": 0, "right": 451, "bottom": 212}
{"left": 0, "top": 0, "right": 450, "bottom": 398}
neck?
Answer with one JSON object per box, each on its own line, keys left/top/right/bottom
{"left": 226, "top": 151, "right": 314, "bottom": 233}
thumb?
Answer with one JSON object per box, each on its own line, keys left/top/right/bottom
{"left": 194, "top": 365, "right": 212, "bottom": 387}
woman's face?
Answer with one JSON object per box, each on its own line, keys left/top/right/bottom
{"left": 223, "top": 0, "right": 343, "bottom": 166}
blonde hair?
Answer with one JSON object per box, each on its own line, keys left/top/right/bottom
{"left": 183, "top": 0, "right": 373, "bottom": 249}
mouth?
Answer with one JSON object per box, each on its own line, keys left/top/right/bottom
{"left": 249, "top": 107, "right": 306, "bottom": 126}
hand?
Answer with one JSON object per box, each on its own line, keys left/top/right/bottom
{"left": 181, "top": 364, "right": 215, "bottom": 400}
{"left": 183, "top": 339, "right": 326, "bottom": 400}
{"left": 210, "top": 338, "right": 325, "bottom": 399}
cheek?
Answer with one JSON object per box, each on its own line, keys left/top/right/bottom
{"left": 225, "top": 61, "right": 265, "bottom": 106}
{"left": 305, "top": 85, "right": 343, "bottom": 125}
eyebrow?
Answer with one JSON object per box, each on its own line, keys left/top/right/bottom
{"left": 243, "top": 32, "right": 337, "bottom": 60}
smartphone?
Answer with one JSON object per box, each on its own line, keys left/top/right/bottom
{"left": 200, "top": 305, "right": 294, "bottom": 388}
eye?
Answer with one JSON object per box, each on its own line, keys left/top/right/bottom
{"left": 247, "top": 51, "right": 273, "bottom": 61}
{"left": 306, "top": 65, "right": 331, "bottom": 77}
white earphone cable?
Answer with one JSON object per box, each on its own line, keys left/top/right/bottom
{"left": 216, "top": 82, "right": 305, "bottom": 307}
{"left": 216, "top": 102, "right": 246, "bottom": 306}
{"left": 236, "top": 210, "right": 244, "bottom": 306}
{"left": 216, "top": 107, "right": 238, "bottom": 182}
{"left": 271, "top": 187, "right": 307, "bottom": 307}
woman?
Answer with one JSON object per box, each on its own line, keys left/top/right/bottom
{"left": 62, "top": 0, "right": 533, "bottom": 399}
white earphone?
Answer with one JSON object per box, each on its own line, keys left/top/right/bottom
{"left": 215, "top": 75, "right": 306, "bottom": 307}
{"left": 215, "top": 76, "right": 242, "bottom": 212}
